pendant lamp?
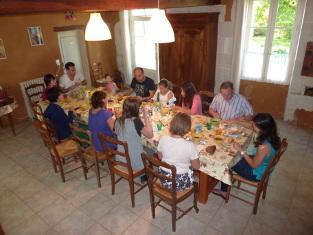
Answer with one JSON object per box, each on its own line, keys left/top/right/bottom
{"left": 148, "top": 1, "right": 175, "bottom": 43}
{"left": 85, "top": 13, "right": 112, "bottom": 41}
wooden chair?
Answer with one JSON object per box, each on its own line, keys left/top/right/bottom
{"left": 199, "top": 91, "right": 215, "bottom": 116}
{"left": 33, "top": 119, "right": 84, "bottom": 182}
{"left": 70, "top": 123, "right": 108, "bottom": 188}
{"left": 225, "top": 138, "right": 288, "bottom": 214}
{"left": 141, "top": 153, "right": 199, "bottom": 232}
{"left": 25, "top": 83, "right": 45, "bottom": 104}
{"left": 98, "top": 133, "right": 147, "bottom": 208}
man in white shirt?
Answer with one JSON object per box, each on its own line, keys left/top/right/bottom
{"left": 59, "top": 62, "right": 85, "bottom": 93}
{"left": 209, "top": 81, "right": 253, "bottom": 121}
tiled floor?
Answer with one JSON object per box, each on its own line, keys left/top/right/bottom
{"left": 0, "top": 120, "right": 312, "bottom": 235}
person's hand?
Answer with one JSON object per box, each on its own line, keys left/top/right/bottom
{"left": 233, "top": 142, "right": 243, "bottom": 151}
{"left": 171, "top": 105, "right": 180, "bottom": 111}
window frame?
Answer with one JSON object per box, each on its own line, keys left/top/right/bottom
{"left": 241, "top": 0, "right": 300, "bottom": 84}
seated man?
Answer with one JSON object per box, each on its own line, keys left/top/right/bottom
{"left": 125, "top": 67, "right": 155, "bottom": 101}
{"left": 209, "top": 81, "right": 253, "bottom": 121}
{"left": 43, "top": 87, "right": 73, "bottom": 141}
{"left": 59, "top": 62, "right": 86, "bottom": 93}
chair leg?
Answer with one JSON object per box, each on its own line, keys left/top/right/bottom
{"left": 50, "top": 155, "right": 58, "bottom": 173}
{"left": 129, "top": 180, "right": 135, "bottom": 208}
{"left": 94, "top": 157, "right": 101, "bottom": 188}
{"left": 253, "top": 189, "right": 262, "bottom": 214}
{"left": 57, "top": 158, "right": 66, "bottom": 183}
{"left": 225, "top": 185, "right": 232, "bottom": 203}
{"left": 194, "top": 189, "right": 199, "bottom": 213}
{"left": 172, "top": 204, "right": 176, "bottom": 232}
{"left": 237, "top": 181, "right": 241, "bottom": 189}
{"left": 110, "top": 173, "right": 115, "bottom": 195}
{"left": 262, "top": 180, "right": 269, "bottom": 200}
{"left": 149, "top": 189, "right": 156, "bottom": 218}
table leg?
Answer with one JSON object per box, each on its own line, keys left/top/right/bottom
{"left": 7, "top": 112, "right": 16, "bottom": 136}
{"left": 198, "top": 171, "right": 219, "bottom": 204}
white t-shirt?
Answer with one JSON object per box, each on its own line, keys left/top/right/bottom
{"left": 59, "top": 73, "right": 84, "bottom": 89}
{"left": 157, "top": 136, "right": 198, "bottom": 174}
{"left": 152, "top": 89, "right": 176, "bottom": 106}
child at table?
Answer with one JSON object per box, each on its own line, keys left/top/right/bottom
{"left": 88, "top": 91, "right": 116, "bottom": 152}
{"left": 114, "top": 97, "right": 153, "bottom": 171}
{"left": 41, "top": 74, "right": 58, "bottom": 101}
{"left": 104, "top": 73, "right": 119, "bottom": 94}
{"left": 152, "top": 79, "right": 176, "bottom": 106}
{"left": 157, "top": 112, "right": 200, "bottom": 191}
{"left": 212, "top": 113, "right": 281, "bottom": 199}
{"left": 172, "top": 81, "right": 202, "bottom": 115}
{"left": 43, "top": 87, "right": 73, "bottom": 141}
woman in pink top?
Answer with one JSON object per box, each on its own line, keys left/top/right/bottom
{"left": 173, "top": 81, "right": 202, "bottom": 115}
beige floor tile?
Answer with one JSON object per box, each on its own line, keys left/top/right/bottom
{"left": 209, "top": 207, "right": 249, "bottom": 235}
{"left": 243, "top": 217, "right": 280, "bottom": 235}
{"left": 24, "top": 187, "right": 62, "bottom": 213}
{"left": 13, "top": 179, "right": 48, "bottom": 201}
{"left": 202, "top": 226, "right": 224, "bottom": 235}
{"left": 6, "top": 214, "right": 50, "bottom": 235}
{"left": 79, "top": 193, "right": 116, "bottom": 221}
{"left": 163, "top": 214, "right": 207, "bottom": 235}
{"left": 85, "top": 223, "right": 113, "bottom": 235}
{"left": 98, "top": 205, "right": 139, "bottom": 235}
{"left": 38, "top": 197, "right": 76, "bottom": 226}
{"left": 122, "top": 218, "right": 163, "bottom": 235}
{"left": 53, "top": 209, "right": 94, "bottom": 235}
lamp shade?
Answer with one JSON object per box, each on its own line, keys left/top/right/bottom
{"left": 85, "top": 13, "right": 112, "bottom": 41}
{"left": 148, "top": 10, "right": 175, "bottom": 43}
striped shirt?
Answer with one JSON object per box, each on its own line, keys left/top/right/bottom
{"left": 210, "top": 93, "right": 253, "bottom": 120}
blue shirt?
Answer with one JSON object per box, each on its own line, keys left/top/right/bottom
{"left": 88, "top": 109, "right": 116, "bottom": 152}
{"left": 43, "top": 103, "right": 73, "bottom": 140}
{"left": 251, "top": 141, "right": 277, "bottom": 180}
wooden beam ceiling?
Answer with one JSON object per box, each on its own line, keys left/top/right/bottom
{"left": 0, "top": 0, "right": 221, "bottom": 14}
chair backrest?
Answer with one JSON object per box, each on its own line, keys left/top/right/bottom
{"left": 199, "top": 91, "right": 215, "bottom": 115}
{"left": 70, "top": 123, "right": 94, "bottom": 156}
{"left": 25, "top": 83, "right": 45, "bottom": 103}
{"left": 33, "top": 119, "right": 58, "bottom": 156}
{"left": 141, "top": 153, "right": 178, "bottom": 199}
{"left": 98, "top": 133, "right": 134, "bottom": 175}
{"left": 259, "top": 138, "right": 288, "bottom": 184}
{"left": 30, "top": 101, "right": 44, "bottom": 120}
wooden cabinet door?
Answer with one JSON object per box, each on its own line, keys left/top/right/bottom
{"left": 159, "top": 13, "right": 219, "bottom": 92}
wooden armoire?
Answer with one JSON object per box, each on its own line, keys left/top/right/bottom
{"left": 159, "top": 13, "right": 219, "bottom": 93}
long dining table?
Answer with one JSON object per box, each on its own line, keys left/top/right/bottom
{"left": 39, "top": 87, "right": 254, "bottom": 204}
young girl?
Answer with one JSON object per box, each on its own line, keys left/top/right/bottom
{"left": 152, "top": 79, "right": 176, "bottom": 106}
{"left": 114, "top": 97, "right": 153, "bottom": 170}
{"left": 104, "top": 73, "right": 119, "bottom": 94}
{"left": 41, "top": 74, "right": 58, "bottom": 101}
{"left": 213, "top": 113, "right": 281, "bottom": 199}
{"left": 88, "top": 91, "right": 116, "bottom": 152}
{"left": 173, "top": 81, "right": 202, "bottom": 115}
{"left": 157, "top": 112, "right": 200, "bottom": 191}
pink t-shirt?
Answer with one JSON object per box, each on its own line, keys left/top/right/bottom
{"left": 182, "top": 94, "right": 202, "bottom": 115}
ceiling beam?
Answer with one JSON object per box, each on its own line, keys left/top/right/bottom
{"left": 0, "top": 0, "right": 221, "bottom": 15}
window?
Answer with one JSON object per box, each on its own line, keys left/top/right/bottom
{"left": 129, "top": 9, "right": 158, "bottom": 70}
{"left": 241, "top": 0, "right": 298, "bottom": 83}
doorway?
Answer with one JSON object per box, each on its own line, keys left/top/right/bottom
{"left": 57, "top": 29, "right": 91, "bottom": 87}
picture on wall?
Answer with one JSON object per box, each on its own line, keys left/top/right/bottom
{"left": 27, "top": 26, "right": 44, "bottom": 46}
{"left": 0, "top": 38, "right": 7, "bottom": 59}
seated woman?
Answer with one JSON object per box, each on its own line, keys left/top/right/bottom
{"left": 213, "top": 113, "right": 281, "bottom": 199}
{"left": 88, "top": 91, "right": 116, "bottom": 152}
{"left": 114, "top": 97, "right": 153, "bottom": 171}
{"left": 41, "top": 74, "right": 57, "bottom": 101}
{"left": 43, "top": 87, "right": 73, "bottom": 141}
{"left": 173, "top": 81, "right": 202, "bottom": 115}
{"left": 152, "top": 79, "right": 176, "bottom": 106}
{"left": 157, "top": 112, "right": 200, "bottom": 191}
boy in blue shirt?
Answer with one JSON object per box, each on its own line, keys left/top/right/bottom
{"left": 43, "top": 87, "right": 73, "bottom": 141}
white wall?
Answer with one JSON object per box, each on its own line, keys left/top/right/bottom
{"left": 284, "top": 0, "right": 313, "bottom": 120}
